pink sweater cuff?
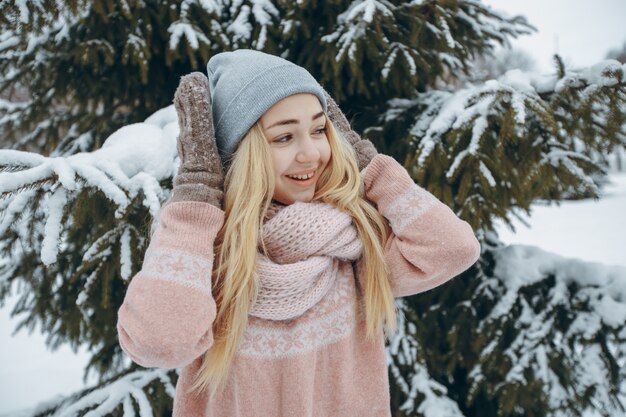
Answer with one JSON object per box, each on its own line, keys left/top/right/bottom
{"left": 153, "top": 201, "right": 225, "bottom": 258}
{"left": 363, "top": 154, "right": 417, "bottom": 211}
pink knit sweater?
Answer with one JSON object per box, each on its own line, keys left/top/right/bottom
{"left": 117, "top": 154, "right": 480, "bottom": 416}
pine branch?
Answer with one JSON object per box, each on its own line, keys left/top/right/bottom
{"left": 0, "top": 119, "right": 174, "bottom": 265}
{"left": 14, "top": 368, "right": 177, "bottom": 417}
{"left": 393, "top": 59, "right": 626, "bottom": 234}
{"left": 387, "top": 299, "right": 466, "bottom": 416}
{"left": 469, "top": 245, "right": 626, "bottom": 416}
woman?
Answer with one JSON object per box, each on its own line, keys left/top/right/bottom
{"left": 117, "top": 49, "right": 480, "bottom": 416}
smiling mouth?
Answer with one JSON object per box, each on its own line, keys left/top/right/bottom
{"left": 287, "top": 172, "right": 314, "bottom": 180}
{"left": 285, "top": 170, "right": 317, "bottom": 185}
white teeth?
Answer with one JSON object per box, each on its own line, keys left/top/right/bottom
{"left": 288, "top": 172, "right": 314, "bottom": 180}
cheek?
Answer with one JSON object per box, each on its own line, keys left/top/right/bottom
{"left": 271, "top": 149, "right": 292, "bottom": 175}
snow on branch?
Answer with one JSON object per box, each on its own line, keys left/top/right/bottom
{"left": 413, "top": 60, "right": 624, "bottom": 168}
{"left": 321, "top": 0, "right": 395, "bottom": 62}
{"left": 555, "top": 60, "right": 626, "bottom": 92}
{"left": 180, "top": 0, "right": 220, "bottom": 17}
{"left": 472, "top": 244, "right": 626, "bottom": 414}
{"left": 0, "top": 105, "right": 179, "bottom": 266}
{"left": 0, "top": 97, "right": 28, "bottom": 112}
{"left": 488, "top": 244, "right": 626, "bottom": 330}
{"left": 382, "top": 42, "right": 420, "bottom": 79}
{"left": 18, "top": 368, "right": 176, "bottom": 417}
{"left": 168, "top": 20, "right": 211, "bottom": 51}
{"left": 224, "top": 0, "right": 280, "bottom": 50}
{"left": 386, "top": 299, "right": 465, "bottom": 417}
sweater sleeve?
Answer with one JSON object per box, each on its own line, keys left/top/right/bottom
{"left": 362, "top": 154, "right": 480, "bottom": 298}
{"left": 116, "top": 201, "right": 224, "bottom": 369}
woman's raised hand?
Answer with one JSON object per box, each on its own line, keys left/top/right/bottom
{"left": 171, "top": 72, "right": 224, "bottom": 208}
{"left": 323, "top": 90, "right": 378, "bottom": 171}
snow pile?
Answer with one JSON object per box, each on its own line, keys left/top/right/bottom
{"left": 96, "top": 122, "right": 176, "bottom": 180}
{"left": 0, "top": 106, "right": 179, "bottom": 266}
{"left": 0, "top": 112, "right": 177, "bottom": 195}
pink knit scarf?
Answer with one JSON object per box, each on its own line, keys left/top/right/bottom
{"left": 250, "top": 201, "right": 363, "bottom": 321}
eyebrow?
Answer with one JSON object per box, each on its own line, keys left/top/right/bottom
{"left": 266, "top": 111, "right": 325, "bottom": 130}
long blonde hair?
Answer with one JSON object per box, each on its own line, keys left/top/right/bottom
{"left": 189, "top": 116, "right": 398, "bottom": 398}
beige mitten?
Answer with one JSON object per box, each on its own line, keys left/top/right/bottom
{"left": 323, "top": 90, "right": 378, "bottom": 171}
{"left": 171, "top": 72, "right": 224, "bottom": 207}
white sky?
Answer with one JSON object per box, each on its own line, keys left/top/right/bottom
{"left": 482, "top": 0, "right": 626, "bottom": 72}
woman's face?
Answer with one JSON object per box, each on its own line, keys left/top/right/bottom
{"left": 260, "top": 93, "right": 331, "bottom": 205}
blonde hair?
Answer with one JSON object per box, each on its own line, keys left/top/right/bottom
{"left": 189, "top": 117, "right": 398, "bottom": 399}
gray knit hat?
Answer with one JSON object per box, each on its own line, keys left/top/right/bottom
{"left": 206, "top": 49, "right": 328, "bottom": 157}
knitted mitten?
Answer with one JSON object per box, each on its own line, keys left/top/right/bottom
{"left": 323, "top": 90, "right": 378, "bottom": 171}
{"left": 171, "top": 72, "right": 224, "bottom": 207}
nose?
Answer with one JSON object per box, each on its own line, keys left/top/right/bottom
{"left": 295, "top": 135, "right": 321, "bottom": 163}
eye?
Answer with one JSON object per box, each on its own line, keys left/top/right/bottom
{"left": 313, "top": 127, "right": 327, "bottom": 136}
{"left": 273, "top": 134, "right": 292, "bottom": 143}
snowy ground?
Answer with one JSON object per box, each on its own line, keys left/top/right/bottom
{"left": 494, "top": 172, "right": 626, "bottom": 268}
{"left": 0, "top": 172, "right": 625, "bottom": 416}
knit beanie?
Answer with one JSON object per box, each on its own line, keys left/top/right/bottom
{"left": 206, "top": 49, "right": 328, "bottom": 157}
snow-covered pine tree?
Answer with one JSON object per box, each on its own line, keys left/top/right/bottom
{"left": 605, "top": 40, "right": 626, "bottom": 172}
{"left": 1, "top": 1, "right": 625, "bottom": 416}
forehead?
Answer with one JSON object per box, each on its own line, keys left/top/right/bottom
{"left": 260, "top": 93, "right": 323, "bottom": 127}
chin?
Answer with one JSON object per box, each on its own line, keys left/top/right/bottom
{"left": 274, "top": 192, "right": 315, "bottom": 205}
